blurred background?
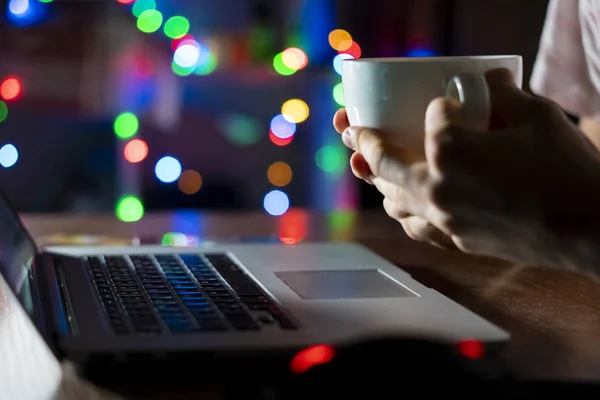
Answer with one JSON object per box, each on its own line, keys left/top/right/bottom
{"left": 0, "top": 0, "right": 550, "bottom": 228}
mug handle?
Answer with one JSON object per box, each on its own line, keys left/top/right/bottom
{"left": 445, "top": 73, "right": 490, "bottom": 131}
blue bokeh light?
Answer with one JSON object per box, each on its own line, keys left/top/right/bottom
{"left": 406, "top": 48, "right": 437, "bottom": 57}
{"left": 0, "top": 144, "right": 18, "bottom": 168}
{"left": 155, "top": 156, "right": 182, "bottom": 183}
{"left": 333, "top": 53, "right": 354, "bottom": 75}
{"left": 263, "top": 190, "right": 290, "bottom": 216}
{"left": 270, "top": 114, "right": 296, "bottom": 139}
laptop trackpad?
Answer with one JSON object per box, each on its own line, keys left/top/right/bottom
{"left": 275, "top": 270, "right": 417, "bottom": 299}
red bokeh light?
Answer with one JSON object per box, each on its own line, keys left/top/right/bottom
{"left": 124, "top": 139, "right": 149, "bottom": 163}
{"left": 279, "top": 209, "right": 307, "bottom": 245}
{"left": 289, "top": 345, "right": 335, "bottom": 374}
{"left": 0, "top": 77, "right": 21, "bottom": 101}
{"left": 339, "top": 41, "right": 362, "bottom": 59}
{"left": 269, "top": 130, "right": 293, "bottom": 146}
{"left": 171, "top": 34, "right": 195, "bottom": 51}
{"left": 458, "top": 339, "right": 485, "bottom": 360}
{"left": 117, "top": 0, "right": 135, "bottom": 4}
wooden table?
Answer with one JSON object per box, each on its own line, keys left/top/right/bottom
{"left": 3, "top": 209, "right": 600, "bottom": 399}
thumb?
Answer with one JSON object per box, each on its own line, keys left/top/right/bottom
{"left": 485, "top": 68, "right": 535, "bottom": 125}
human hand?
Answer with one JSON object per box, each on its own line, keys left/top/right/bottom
{"left": 334, "top": 68, "right": 600, "bottom": 269}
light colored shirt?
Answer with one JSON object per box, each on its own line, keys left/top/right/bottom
{"left": 530, "top": 0, "right": 600, "bottom": 120}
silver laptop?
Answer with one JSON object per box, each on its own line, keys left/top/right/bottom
{"left": 0, "top": 190, "right": 508, "bottom": 375}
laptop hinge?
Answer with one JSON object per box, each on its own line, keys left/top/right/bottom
{"left": 33, "top": 253, "right": 72, "bottom": 357}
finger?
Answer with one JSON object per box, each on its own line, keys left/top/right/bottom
{"left": 350, "top": 152, "right": 374, "bottom": 184}
{"left": 345, "top": 126, "right": 426, "bottom": 187}
{"left": 401, "top": 215, "right": 458, "bottom": 250}
{"left": 373, "top": 177, "right": 426, "bottom": 216}
{"left": 382, "top": 197, "right": 410, "bottom": 220}
{"left": 333, "top": 109, "right": 350, "bottom": 134}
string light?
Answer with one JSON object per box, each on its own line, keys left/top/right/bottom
{"left": 263, "top": 190, "right": 290, "bottom": 216}
{"left": 0, "top": 101, "right": 7, "bottom": 123}
{"left": 155, "top": 156, "right": 182, "bottom": 183}
{"left": 281, "top": 47, "right": 308, "bottom": 70}
{"left": 177, "top": 170, "right": 202, "bottom": 194}
{"left": 124, "top": 139, "right": 148, "bottom": 163}
{"left": 267, "top": 162, "right": 292, "bottom": 187}
{"left": 131, "top": 0, "right": 155, "bottom": 16}
{"left": 333, "top": 53, "right": 354, "bottom": 75}
{"left": 281, "top": 99, "right": 309, "bottom": 124}
{"left": 0, "top": 77, "right": 21, "bottom": 101}
{"left": 163, "top": 16, "right": 190, "bottom": 39}
{"left": 328, "top": 29, "right": 352, "bottom": 51}
{"left": 332, "top": 83, "right": 345, "bottom": 106}
{"left": 270, "top": 114, "right": 296, "bottom": 139}
{"left": 113, "top": 112, "right": 139, "bottom": 139}
{"left": 136, "top": 9, "right": 163, "bottom": 33}
{"left": 0, "top": 144, "right": 18, "bottom": 168}
{"left": 116, "top": 196, "right": 144, "bottom": 222}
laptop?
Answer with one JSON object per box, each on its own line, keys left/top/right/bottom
{"left": 0, "top": 190, "right": 509, "bottom": 381}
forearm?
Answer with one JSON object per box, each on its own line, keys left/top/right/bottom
{"left": 579, "top": 117, "right": 600, "bottom": 151}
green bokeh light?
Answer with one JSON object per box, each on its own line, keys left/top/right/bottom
{"left": 132, "top": 0, "right": 156, "bottom": 17}
{"left": 315, "top": 145, "right": 347, "bottom": 174}
{"left": 194, "top": 53, "right": 218, "bottom": 75}
{"left": 163, "top": 16, "right": 190, "bottom": 39}
{"left": 161, "top": 232, "right": 187, "bottom": 246}
{"left": 113, "top": 112, "right": 139, "bottom": 139}
{"left": 38, "top": 0, "right": 53, "bottom": 3}
{"left": 219, "top": 114, "right": 262, "bottom": 147}
{"left": 333, "top": 83, "right": 345, "bottom": 106}
{"left": 116, "top": 196, "right": 144, "bottom": 222}
{"left": 0, "top": 101, "right": 7, "bottom": 123}
{"left": 171, "top": 60, "right": 194, "bottom": 76}
{"left": 137, "top": 10, "right": 163, "bottom": 33}
{"left": 273, "top": 52, "right": 296, "bottom": 76}
{"left": 328, "top": 210, "right": 356, "bottom": 231}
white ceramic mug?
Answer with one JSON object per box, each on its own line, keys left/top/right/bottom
{"left": 341, "top": 55, "right": 523, "bottom": 152}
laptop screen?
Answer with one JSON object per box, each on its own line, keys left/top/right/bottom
{"left": 0, "top": 191, "right": 38, "bottom": 316}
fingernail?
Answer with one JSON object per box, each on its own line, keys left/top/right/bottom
{"left": 342, "top": 129, "right": 353, "bottom": 149}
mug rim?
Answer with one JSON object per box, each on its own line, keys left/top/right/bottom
{"left": 344, "top": 55, "right": 522, "bottom": 63}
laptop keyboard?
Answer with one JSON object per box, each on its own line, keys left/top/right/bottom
{"left": 88, "top": 253, "right": 297, "bottom": 335}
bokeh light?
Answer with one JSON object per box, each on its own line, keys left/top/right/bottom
{"left": 270, "top": 114, "right": 296, "bottom": 139}
{"left": 113, "top": 112, "right": 139, "bottom": 139}
{"left": 38, "top": 0, "right": 53, "bottom": 3}
{"left": 0, "top": 144, "right": 18, "bottom": 168}
{"left": 328, "top": 29, "right": 352, "bottom": 51}
{"left": 0, "top": 102, "right": 7, "bottom": 123}
{"left": 263, "top": 190, "right": 290, "bottom": 216}
{"left": 315, "top": 145, "right": 346, "bottom": 174}
{"left": 171, "top": 60, "right": 194, "bottom": 76}
{"left": 406, "top": 48, "right": 437, "bottom": 57}
{"left": 333, "top": 82, "right": 345, "bottom": 106}
{"left": 0, "top": 77, "right": 21, "bottom": 101}
{"left": 161, "top": 232, "right": 188, "bottom": 246}
{"left": 281, "top": 47, "right": 308, "bottom": 70}
{"left": 269, "top": 131, "right": 294, "bottom": 146}
{"left": 177, "top": 170, "right": 203, "bottom": 194}
{"left": 155, "top": 156, "right": 182, "bottom": 183}
{"left": 281, "top": 99, "right": 309, "bottom": 124}
{"left": 339, "top": 41, "right": 362, "bottom": 59}
{"left": 173, "top": 42, "right": 200, "bottom": 68}
{"left": 131, "top": 0, "right": 155, "bottom": 17}
{"left": 123, "top": 139, "right": 148, "bottom": 163}
{"left": 163, "top": 16, "right": 189, "bottom": 39}
{"left": 273, "top": 52, "right": 296, "bottom": 76}
{"left": 116, "top": 196, "right": 144, "bottom": 222}
{"left": 267, "top": 162, "right": 292, "bottom": 187}
{"left": 278, "top": 209, "right": 307, "bottom": 245}
{"left": 171, "top": 34, "right": 194, "bottom": 51}
{"left": 136, "top": 9, "right": 163, "bottom": 33}
{"left": 195, "top": 52, "right": 218, "bottom": 75}
{"left": 9, "top": 0, "right": 29, "bottom": 15}
{"left": 333, "top": 53, "right": 354, "bottom": 75}
{"left": 117, "top": 0, "right": 135, "bottom": 4}
{"left": 219, "top": 114, "right": 262, "bottom": 146}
